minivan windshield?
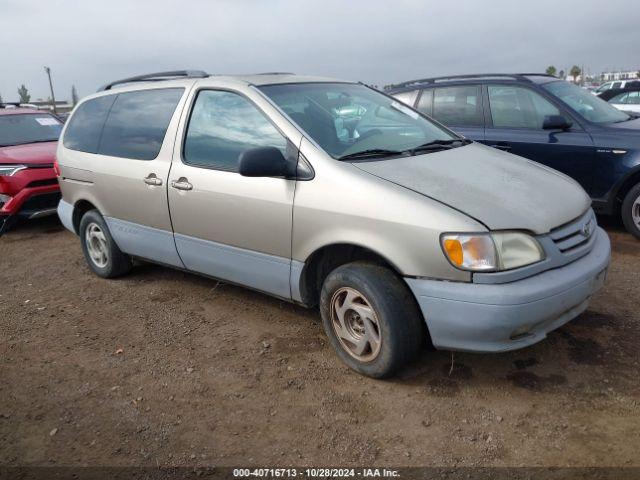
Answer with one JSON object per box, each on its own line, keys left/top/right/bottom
{"left": 259, "top": 83, "right": 462, "bottom": 159}
{"left": 0, "top": 113, "right": 63, "bottom": 147}
{"left": 543, "top": 81, "right": 630, "bottom": 124}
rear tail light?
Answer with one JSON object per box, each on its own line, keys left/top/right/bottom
{"left": 53, "top": 158, "right": 61, "bottom": 177}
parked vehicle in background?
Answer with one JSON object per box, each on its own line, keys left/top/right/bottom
{"left": 598, "top": 87, "right": 640, "bottom": 114}
{"left": 56, "top": 71, "right": 610, "bottom": 377}
{"left": 55, "top": 112, "right": 71, "bottom": 123}
{"left": 388, "top": 73, "right": 640, "bottom": 239}
{"left": 0, "top": 106, "right": 63, "bottom": 234}
{"left": 594, "top": 80, "right": 640, "bottom": 95}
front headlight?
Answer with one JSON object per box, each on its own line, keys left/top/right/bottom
{"left": 441, "top": 232, "right": 544, "bottom": 272}
{"left": 0, "top": 165, "right": 27, "bottom": 176}
{"left": 491, "top": 232, "right": 545, "bottom": 270}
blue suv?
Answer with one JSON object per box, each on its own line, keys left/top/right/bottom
{"left": 388, "top": 74, "right": 640, "bottom": 239}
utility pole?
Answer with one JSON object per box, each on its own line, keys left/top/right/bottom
{"left": 44, "top": 66, "right": 57, "bottom": 114}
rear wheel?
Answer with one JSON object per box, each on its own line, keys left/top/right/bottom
{"left": 320, "top": 262, "right": 424, "bottom": 378}
{"left": 621, "top": 183, "right": 640, "bottom": 240}
{"left": 79, "top": 210, "right": 132, "bottom": 278}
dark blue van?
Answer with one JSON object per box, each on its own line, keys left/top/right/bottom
{"left": 388, "top": 74, "right": 640, "bottom": 238}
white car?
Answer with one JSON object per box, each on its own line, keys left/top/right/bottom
{"left": 595, "top": 80, "right": 639, "bottom": 95}
{"left": 607, "top": 90, "right": 640, "bottom": 114}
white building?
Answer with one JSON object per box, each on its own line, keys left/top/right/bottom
{"left": 601, "top": 70, "right": 640, "bottom": 81}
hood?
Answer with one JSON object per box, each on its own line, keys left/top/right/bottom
{"left": 0, "top": 141, "right": 57, "bottom": 166}
{"left": 353, "top": 143, "right": 590, "bottom": 234}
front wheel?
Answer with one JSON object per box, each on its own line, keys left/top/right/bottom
{"left": 319, "top": 262, "right": 424, "bottom": 378}
{"left": 621, "top": 183, "right": 640, "bottom": 240}
{"left": 79, "top": 210, "right": 132, "bottom": 278}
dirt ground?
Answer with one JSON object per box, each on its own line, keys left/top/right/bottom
{"left": 1, "top": 215, "right": 639, "bottom": 468}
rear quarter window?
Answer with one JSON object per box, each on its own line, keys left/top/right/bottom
{"left": 392, "top": 90, "right": 418, "bottom": 107}
{"left": 63, "top": 88, "right": 184, "bottom": 160}
{"left": 416, "top": 89, "right": 434, "bottom": 116}
{"left": 63, "top": 95, "right": 116, "bottom": 153}
{"left": 98, "top": 88, "right": 184, "bottom": 160}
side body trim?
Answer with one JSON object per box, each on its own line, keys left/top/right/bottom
{"left": 104, "top": 217, "right": 185, "bottom": 268}
{"left": 174, "top": 233, "right": 292, "bottom": 299}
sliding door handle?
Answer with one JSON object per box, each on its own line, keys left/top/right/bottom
{"left": 171, "top": 177, "right": 193, "bottom": 191}
{"left": 143, "top": 173, "right": 163, "bottom": 186}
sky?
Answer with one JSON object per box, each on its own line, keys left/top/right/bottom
{"left": 0, "top": 0, "right": 638, "bottom": 102}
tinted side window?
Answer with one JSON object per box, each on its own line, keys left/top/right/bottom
{"left": 183, "top": 90, "right": 287, "bottom": 172}
{"left": 432, "top": 86, "right": 483, "bottom": 126}
{"left": 610, "top": 92, "right": 629, "bottom": 104}
{"left": 63, "top": 95, "right": 115, "bottom": 153}
{"left": 628, "top": 92, "right": 640, "bottom": 105}
{"left": 416, "top": 89, "right": 433, "bottom": 116}
{"left": 488, "top": 85, "right": 560, "bottom": 129}
{"left": 98, "top": 88, "right": 184, "bottom": 160}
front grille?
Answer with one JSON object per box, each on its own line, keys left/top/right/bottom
{"left": 549, "top": 210, "right": 596, "bottom": 255}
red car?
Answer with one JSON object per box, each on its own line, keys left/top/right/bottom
{"left": 0, "top": 107, "right": 63, "bottom": 234}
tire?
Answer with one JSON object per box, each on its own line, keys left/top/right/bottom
{"left": 621, "top": 183, "right": 640, "bottom": 240}
{"left": 319, "top": 261, "right": 424, "bottom": 378}
{"left": 79, "top": 209, "right": 132, "bottom": 278}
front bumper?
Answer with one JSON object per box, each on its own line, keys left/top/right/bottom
{"left": 0, "top": 167, "right": 60, "bottom": 234}
{"left": 405, "top": 227, "right": 611, "bottom": 353}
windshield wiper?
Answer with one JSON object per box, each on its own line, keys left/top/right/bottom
{"left": 407, "top": 138, "right": 470, "bottom": 155}
{"left": 337, "top": 149, "right": 405, "bottom": 161}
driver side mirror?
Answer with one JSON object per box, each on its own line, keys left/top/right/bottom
{"left": 543, "top": 115, "right": 572, "bottom": 131}
{"left": 238, "top": 146, "right": 293, "bottom": 178}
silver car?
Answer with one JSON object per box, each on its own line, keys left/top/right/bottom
{"left": 56, "top": 71, "right": 611, "bottom": 378}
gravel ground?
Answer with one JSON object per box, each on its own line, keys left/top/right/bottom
{"left": 1, "top": 215, "right": 639, "bottom": 468}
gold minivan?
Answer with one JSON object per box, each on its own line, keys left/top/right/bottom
{"left": 56, "top": 71, "right": 611, "bottom": 377}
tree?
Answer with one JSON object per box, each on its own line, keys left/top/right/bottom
{"left": 0, "top": 92, "right": 3, "bottom": 104}
{"left": 569, "top": 65, "right": 582, "bottom": 83}
{"left": 558, "top": 70, "right": 565, "bottom": 79}
{"left": 71, "top": 85, "right": 79, "bottom": 105}
{"left": 17, "top": 84, "right": 30, "bottom": 103}
{"left": 545, "top": 66, "right": 557, "bottom": 77}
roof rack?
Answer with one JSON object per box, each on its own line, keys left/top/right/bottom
{"left": 98, "top": 70, "right": 209, "bottom": 92}
{"left": 390, "top": 73, "right": 556, "bottom": 90}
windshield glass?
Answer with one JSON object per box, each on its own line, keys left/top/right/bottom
{"left": 0, "top": 113, "right": 63, "bottom": 147}
{"left": 259, "top": 83, "right": 459, "bottom": 159}
{"left": 543, "top": 81, "right": 629, "bottom": 124}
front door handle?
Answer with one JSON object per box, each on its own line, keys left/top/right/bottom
{"left": 171, "top": 177, "right": 193, "bottom": 191}
{"left": 489, "top": 143, "right": 512, "bottom": 151}
{"left": 143, "top": 173, "right": 163, "bottom": 186}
